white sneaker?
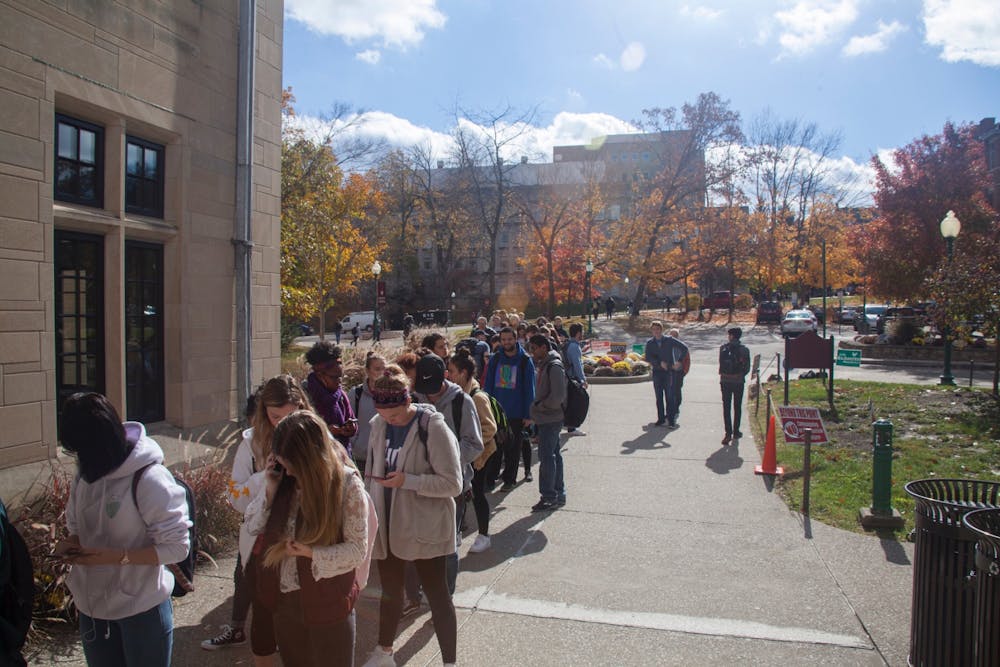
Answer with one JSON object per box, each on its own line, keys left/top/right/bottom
{"left": 468, "top": 534, "right": 492, "bottom": 553}
{"left": 567, "top": 429, "right": 586, "bottom": 436}
{"left": 362, "top": 648, "right": 397, "bottom": 667}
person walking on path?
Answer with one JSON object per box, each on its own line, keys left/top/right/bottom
{"left": 563, "top": 322, "right": 588, "bottom": 437}
{"left": 527, "top": 334, "right": 567, "bottom": 512}
{"left": 719, "top": 327, "right": 751, "bottom": 445}
{"left": 484, "top": 327, "right": 535, "bottom": 491}
{"left": 644, "top": 321, "right": 688, "bottom": 428}
{"left": 333, "top": 319, "right": 343, "bottom": 345}
{"left": 351, "top": 324, "right": 360, "bottom": 347}
{"left": 604, "top": 296, "right": 615, "bottom": 320}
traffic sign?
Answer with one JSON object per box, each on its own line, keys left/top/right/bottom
{"left": 777, "top": 406, "right": 829, "bottom": 444}
{"left": 836, "top": 349, "right": 861, "bottom": 367}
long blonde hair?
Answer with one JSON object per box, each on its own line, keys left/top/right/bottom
{"left": 262, "top": 410, "right": 345, "bottom": 568}
{"left": 250, "top": 375, "right": 311, "bottom": 467}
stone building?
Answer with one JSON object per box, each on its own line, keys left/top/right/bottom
{"left": 0, "top": 0, "right": 284, "bottom": 469}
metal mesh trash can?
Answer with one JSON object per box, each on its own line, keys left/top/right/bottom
{"left": 963, "top": 508, "right": 1000, "bottom": 667}
{"left": 905, "top": 478, "right": 1000, "bottom": 667}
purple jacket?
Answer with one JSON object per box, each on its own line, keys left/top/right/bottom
{"left": 305, "top": 372, "right": 355, "bottom": 456}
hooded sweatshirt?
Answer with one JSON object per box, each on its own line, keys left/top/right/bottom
{"left": 349, "top": 381, "right": 378, "bottom": 465}
{"left": 484, "top": 344, "right": 535, "bottom": 420}
{"left": 65, "top": 423, "right": 191, "bottom": 620}
{"left": 414, "top": 380, "right": 484, "bottom": 492}
{"left": 531, "top": 350, "right": 567, "bottom": 425}
{"left": 229, "top": 427, "right": 266, "bottom": 567}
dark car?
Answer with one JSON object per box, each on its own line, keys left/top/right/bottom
{"left": 756, "top": 301, "right": 783, "bottom": 324}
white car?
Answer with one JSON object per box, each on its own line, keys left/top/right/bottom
{"left": 780, "top": 309, "right": 818, "bottom": 337}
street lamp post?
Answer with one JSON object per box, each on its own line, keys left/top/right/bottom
{"left": 372, "top": 260, "right": 382, "bottom": 343}
{"left": 939, "top": 211, "right": 961, "bottom": 385}
{"left": 624, "top": 276, "right": 629, "bottom": 316}
{"left": 449, "top": 291, "right": 455, "bottom": 329}
{"left": 585, "top": 259, "right": 594, "bottom": 336}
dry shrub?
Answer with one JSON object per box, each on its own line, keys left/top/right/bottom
{"left": 176, "top": 463, "right": 241, "bottom": 559}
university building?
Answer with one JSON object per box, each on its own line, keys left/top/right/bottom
{"left": 0, "top": 0, "right": 284, "bottom": 470}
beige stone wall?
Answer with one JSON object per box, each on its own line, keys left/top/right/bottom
{"left": 0, "top": 0, "right": 283, "bottom": 469}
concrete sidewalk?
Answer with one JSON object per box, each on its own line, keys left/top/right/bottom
{"left": 36, "top": 316, "right": 914, "bottom": 666}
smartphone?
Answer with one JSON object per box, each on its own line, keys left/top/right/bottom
{"left": 366, "top": 474, "right": 386, "bottom": 481}
{"left": 272, "top": 462, "right": 284, "bottom": 474}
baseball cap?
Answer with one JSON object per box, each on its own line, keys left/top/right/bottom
{"left": 414, "top": 353, "right": 446, "bottom": 395}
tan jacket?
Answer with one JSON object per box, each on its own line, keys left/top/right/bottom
{"left": 365, "top": 406, "right": 462, "bottom": 561}
{"left": 464, "top": 379, "right": 497, "bottom": 469}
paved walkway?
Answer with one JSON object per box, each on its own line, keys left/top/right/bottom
{"left": 38, "top": 316, "right": 914, "bottom": 666}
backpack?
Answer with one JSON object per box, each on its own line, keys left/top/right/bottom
{"left": 353, "top": 384, "right": 364, "bottom": 419}
{"left": 132, "top": 465, "right": 197, "bottom": 597}
{"left": 471, "top": 387, "right": 513, "bottom": 449}
{"left": 564, "top": 377, "right": 590, "bottom": 429}
{"left": 720, "top": 342, "right": 750, "bottom": 377}
{"left": 0, "top": 499, "right": 33, "bottom": 663}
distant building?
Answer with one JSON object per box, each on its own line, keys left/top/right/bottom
{"left": 0, "top": 1, "right": 284, "bottom": 468}
{"left": 978, "top": 117, "right": 1000, "bottom": 210}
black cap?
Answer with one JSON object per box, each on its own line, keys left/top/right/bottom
{"left": 414, "top": 353, "right": 446, "bottom": 394}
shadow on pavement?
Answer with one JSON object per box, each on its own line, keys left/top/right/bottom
{"left": 619, "top": 425, "right": 672, "bottom": 455}
{"left": 878, "top": 532, "right": 912, "bottom": 565}
{"left": 460, "top": 513, "right": 548, "bottom": 572}
{"left": 705, "top": 443, "right": 744, "bottom": 474}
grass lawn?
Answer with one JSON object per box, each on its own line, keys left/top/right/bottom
{"left": 748, "top": 379, "right": 1000, "bottom": 536}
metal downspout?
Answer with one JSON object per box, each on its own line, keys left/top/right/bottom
{"left": 234, "top": 0, "right": 256, "bottom": 415}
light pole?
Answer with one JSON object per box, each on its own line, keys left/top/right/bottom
{"left": 449, "top": 291, "right": 455, "bottom": 329}
{"left": 585, "top": 259, "right": 594, "bottom": 335}
{"left": 939, "top": 210, "right": 961, "bottom": 385}
{"left": 624, "top": 276, "right": 629, "bottom": 316}
{"left": 372, "top": 260, "right": 381, "bottom": 343}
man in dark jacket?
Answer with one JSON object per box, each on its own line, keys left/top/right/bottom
{"left": 484, "top": 327, "right": 535, "bottom": 490}
{"left": 527, "top": 334, "right": 567, "bottom": 512}
{"left": 644, "top": 320, "right": 688, "bottom": 428}
{"left": 719, "top": 327, "right": 751, "bottom": 445}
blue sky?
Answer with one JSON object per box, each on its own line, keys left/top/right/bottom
{"left": 282, "top": 0, "right": 1000, "bottom": 190}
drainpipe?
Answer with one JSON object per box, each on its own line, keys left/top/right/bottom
{"left": 233, "top": 0, "right": 256, "bottom": 416}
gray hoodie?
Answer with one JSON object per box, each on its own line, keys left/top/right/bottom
{"left": 531, "top": 350, "right": 567, "bottom": 425}
{"left": 415, "top": 380, "right": 484, "bottom": 491}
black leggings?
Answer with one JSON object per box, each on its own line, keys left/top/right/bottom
{"left": 376, "top": 553, "right": 456, "bottom": 663}
{"left": 501, "top": 418, "right": 531, "bottom": 484}
{"left": 471, "top": 465, "right": 490, "bottom": 536}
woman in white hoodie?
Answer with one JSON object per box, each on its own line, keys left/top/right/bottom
{"left": 55, "top": 393, "right": 191, "bottom": 667}
{"left": 201, "top": 374, "right": 311, "bottom": 663}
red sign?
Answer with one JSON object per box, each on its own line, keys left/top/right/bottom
{"left": 776, "top": 406, "right": 829, "bottom": 444}
{"left": 377, "top": 281, "right": 386, "bottom": 306}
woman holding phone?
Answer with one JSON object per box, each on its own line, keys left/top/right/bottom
{"left": 361, "top": 367, "right": 462, "bottom": 667}
{"left": 201, "top": 374, "right": 311, "bottom": 662}
{"left": 245, "top": 409, "right": 370, "bottom": 667}
{"left": 55, "top": 392, "right": 191, "bottom": 667}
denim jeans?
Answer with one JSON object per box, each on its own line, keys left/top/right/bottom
{"left": 721, "top": 381, "right": 745, "bottom": 436}
{"left": 79, "top": 598, "right": 173, "bottom": 667}
{"left": 536, "top": 421, "right": 565, "bottom": 502}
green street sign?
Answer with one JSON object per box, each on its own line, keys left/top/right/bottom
{"left": 836, "top": 349, "right": 861, "bottom": 367}
{"left": 632, "top": 344, "right": 645, "bottom": 354}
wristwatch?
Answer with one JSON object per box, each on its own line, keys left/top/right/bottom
{"left": 119, "top": 550, "right": 130, "bottom": 565}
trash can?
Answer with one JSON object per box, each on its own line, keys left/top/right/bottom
{"left": 905, "top": 478, "right": 1000, "bottom": 667}
{"left": 963, "top": 508, "right": 1000, "bottom": 667}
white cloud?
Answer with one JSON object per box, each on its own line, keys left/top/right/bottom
{"left": 355, "top": 49, "right": 381, "bottom": 65}
{"left": 285, "top": 0, "right": 446, "bottom": 48}
{"left": 680, "top": 4, "right": 724, "bottom": 20}
{"left": 592, "top": 53, "right": 615, "bottom": 69}
{"left": 923, "top": 0, "right": 1000, "bottom": 67}
{"left": 774, "top": 0, "right": 859, "bottom": 56}
{"left": 842, "top": 20, "right": 906, "bottom": 57}
{"left": 620, "top": 42, "right": 647, "bottom": 71}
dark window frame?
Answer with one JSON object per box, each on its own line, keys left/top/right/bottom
{"left": 125, "top": 135, "right": 165, "bottom": 218}
{"left": 55, "top": 114, "right": 104, "bottom": 208}
{"left": 124, "top": 240, "right": 165, "bottom": 422}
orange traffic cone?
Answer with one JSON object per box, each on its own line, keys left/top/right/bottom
{"left": 755, "top": 414, "right": 784, "bottom": 476}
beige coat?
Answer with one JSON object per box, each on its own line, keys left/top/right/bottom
{"left": 365, "top": 406, "right": 462, "bottom": 561}
{"left": 460, "top": 379, "right": 498, "bottom": 470}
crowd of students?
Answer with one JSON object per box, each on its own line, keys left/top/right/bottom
{"left": 39, "top": 310, "right": 579, "bottom": 667}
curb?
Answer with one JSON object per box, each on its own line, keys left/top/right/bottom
{"left": 586, "top": 373, "right": 651, "bottom": 384}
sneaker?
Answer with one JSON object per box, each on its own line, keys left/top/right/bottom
{"left": 555, "top": 497, "right": 566, "bottom": 507}
{"left": 500, "top": 481, "right": 516, "bottom": 492}
{"left": 524, "top": 471, "right": 533, "bottom": 483}
{"left": 721, "top": 434, "right": 731, "bottom": 445}
{"left": 668, "top": 421, "right": 679, "bottom": 429}
{"left": 654, "top": 419, "right": 666, "bottom": 426}
{"left": 362, "top": 648, "right": 397, "bottom": 667}
{"left": 734, "top": 430, "right": 744, "bottom": 438}
{"left": 531, "top": 499, "right": 558, "bottom": 512}
{"left": 566, "top": 429, "right": 586, "bottom": 437}
{"left": 469, "top": 534, "right": 492, "bottom": 553}
{"left": 401, "top": 599, "right": 422, "bottom": 617}
{"left": 201, "top": 625, "right": 246, "bottom": 651}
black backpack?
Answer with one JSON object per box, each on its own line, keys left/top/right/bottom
{"left": 0, "top": 498, "right": 33, "bottom": 665}
{"left": 132, "top": 465, "right": 197, "bottom": 597}
{"left": 720, "top": 342, "right": 751, "bottom": 377}
{"left": 564, "top": 377, "right": 590, "bottom": 429}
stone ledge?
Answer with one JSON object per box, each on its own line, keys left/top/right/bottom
{"left": 839, "top": 339, "right": 996, "bottom": 364}
{"left": 586, "top": 373, "right": 651, "bottom": 384}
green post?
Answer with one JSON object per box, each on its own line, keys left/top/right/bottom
{"left": 871, "top": 419, "right": 894, "bottom": 513}
{"left": 860, "top": 418, "right": 904, "bottom": 529}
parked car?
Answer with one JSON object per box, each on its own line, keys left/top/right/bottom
{"left": 756, "top": 301, "right": 783, "bottom": 324}
{"left": 780, "top": 309, "right": 818, "bottom": 337}
{"left": 703, "top": 291, "right": 735, "bottom": 310}
{"left": 807, "top": 305, "right": 826, "bottom": 324}
{"left": 833, "top": 307, "right": 858, "bottom": 325}
{"left": 855, "top": 305, "right": 888, "bottom": 333}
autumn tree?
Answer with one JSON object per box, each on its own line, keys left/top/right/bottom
{"left": 281, "top": 104, "right": 386, "bottom": 338}
{"left": 612, "top": 93, "right": 744, "bottom": 312}
{"left": 864, "top": 122, "right": 996, "bottom": 301}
